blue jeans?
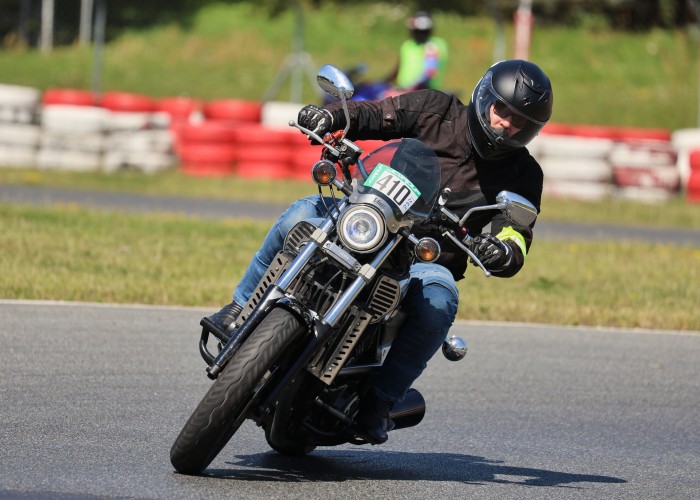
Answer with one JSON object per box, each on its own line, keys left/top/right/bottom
{"left": 232, "top": 195, "right": 459, "bottom": 404}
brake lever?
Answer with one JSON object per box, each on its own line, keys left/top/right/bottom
{"left": 441, "top": 231, "right": 491, "bottom": 277}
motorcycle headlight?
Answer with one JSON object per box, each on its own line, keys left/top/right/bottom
{"left": 337, "top": 205, "right": 387, "bottom": 253}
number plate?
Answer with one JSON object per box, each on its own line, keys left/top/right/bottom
{"left": 363, "top": 163, "right": 421, "bottom": 214}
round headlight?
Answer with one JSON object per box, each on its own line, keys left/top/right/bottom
{"left": 338, "top": 205, "right": 386, "bottom": 253}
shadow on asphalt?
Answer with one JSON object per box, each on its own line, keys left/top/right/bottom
{"left": 205, "top": 450, "right": 626, "bottom": 488}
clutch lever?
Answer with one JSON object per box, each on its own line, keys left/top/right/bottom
{"left": 288, "top": 120, "right": 341, "bottom": 157}
{"left": 438, "top": 201, "right": 491, "bottom": 277}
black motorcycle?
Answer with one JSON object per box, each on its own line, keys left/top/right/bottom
{"left": 170, "top": 64, "right": 538, "bottom": 475}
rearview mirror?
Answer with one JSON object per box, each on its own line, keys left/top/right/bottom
{"left": 458, "top": 190, "right": 538, "bottom": 227}
{"left": 316, "top": 64, "right": 354, "bottom": 100}
{"left": 496, "top": 191, "right": 538, "bottom": 226}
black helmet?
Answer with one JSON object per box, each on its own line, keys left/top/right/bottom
{"left": 468, "top": 59, "right": 553, "bottom": 160}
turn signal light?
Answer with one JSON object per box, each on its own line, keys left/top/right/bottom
{"left": 414, "top": 237, "right": 440, "bottom": 263}
{"left": 311, "top": 160, "right": 337, "bottom": 186}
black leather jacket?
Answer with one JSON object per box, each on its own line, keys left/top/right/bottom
{"left": 324, "top": 89, "right": 543, "bottom": 281}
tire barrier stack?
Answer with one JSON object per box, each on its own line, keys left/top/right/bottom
{"left": 0, "top": 85, "right": 181, "bottom": 174}
{"left": 529, "top": 123, "right": 685, "bottom": 203}
{"left": 0, "top": 84, "right": 41, "bottom": 168}
{"left": 0, "top": 83, "right": 697, "bottom": 203}
{"left": 176, "top": 100, "right": 388, "bottom": 180}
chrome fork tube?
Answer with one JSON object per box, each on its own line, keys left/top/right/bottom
{"left": 276, "top": 199, "right": 346, "bottom": 290}
{"left": 321, "top": 233, "right": 404, "bottom": 328}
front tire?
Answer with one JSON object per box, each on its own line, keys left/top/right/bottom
{"left": 170, "top": 308, "right": 303, "bottom": 475}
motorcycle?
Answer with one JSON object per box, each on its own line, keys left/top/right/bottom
{"left": 170, "top": 64, "right": 538, "bottom": 475}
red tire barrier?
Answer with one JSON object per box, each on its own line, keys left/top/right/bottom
{"left": 158, "top": 97, "right": 201, "bottom": 122}
{"left": 567, "top": 124, "right": 620, "bottom": 140}
{"left": 690, "top": 150, "right": 700, "bottom": 172}
{"left": 180, "top": 121, "right": 239, "bottom": 143}
{"left": 202, "top": 99, "right": 262, "bottom": 123}
{"left": 231, "top": 123, "right": 296, "bottom": 145}
{"left": 42, "top": 88, "right": 96, "bottom": 106}
{"left": 290, "top": 143, "right": 324, "bottom": 181}
{"left": 540, "top": 123, "right": 671, "bottom": 142}
{"left": 100, "top": 91, "right": 157, "bottom": 113}
{"left": 540, "top": 122, "right": 571, "bottom": 136}
{"left": 687, "top": 173, "right": 700, "bottom": 202}
{"left": 612, "top": 166, "right": 680, "bottom": 190}
{"left": 179, "top": 143, "right": 237, "bottom": 164}
{"left": 617, "top": 127, "right": 671, "bottom": 142}
{"left": 231, "top": 124, "right": 295, "bottom": 179}
{"left": 237, "top": 145, "right": 293, "bottom": 163}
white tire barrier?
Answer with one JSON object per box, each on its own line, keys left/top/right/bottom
{"left": 36, "top": 150, "right": 102, "bottom": 172}
{"left": 543, "top": 180, "right": 613, "bottom": 201}
{"left": 539, "top": 157, "right": 612, "bottom": 183}
{"left": 0, "top": 145, "right": 36, "bottom": 168}
{"left": 105, "top": 130, "right": 173, "bottom": 154}
{"left": 0, "top": 124, "right": 42, "bottom": 148}
{"left": 261, "top": 101, "right": 303, "bottom": 129}
{"left": 531, "top": 134, "right": 614, "bottom": 159}
{"left": 0, "top": 84, "right": 41, "bottom": 124}
{"left": 41, "top": 105, "right": 109, "bottom": 134}
{"left": 40, "top": 132, "right": 106, "bottom": 154}
{"left": 103, "top": 151, "right": 175, "bottom": 174}
{"left": 106, "top": 111, "right": 153, "bottom": 132}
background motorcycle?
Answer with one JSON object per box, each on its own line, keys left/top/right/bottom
{"left": 322, "top": 63, "right": 409, "bottom": 104}
{"left": 170, "top": 64, "right": 538, "bottom": 476}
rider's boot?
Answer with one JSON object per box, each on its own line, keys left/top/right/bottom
{"left": 355, "top": 390, "right": 395, "bottom": 444}
{"left": 207, "top": 301, "right": 243, "bottom": 331}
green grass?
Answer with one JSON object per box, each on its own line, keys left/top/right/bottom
{"left": 1, "top": 204, "right": 267, "bottom": 305}
{"left": 459, "top": 239, "right": 700, "bottom": 331}
{"left": 2, "top": 203, "right": 698, "bottom": 331}
{"left": 0, "top": 3, "right": 697, "bottom": 130}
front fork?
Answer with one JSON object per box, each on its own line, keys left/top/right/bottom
{"left": 205, "top": 198, "right": 406, "bottom": 380}
{"left": 204, "top": 211, "right": 339, "bottom": 379}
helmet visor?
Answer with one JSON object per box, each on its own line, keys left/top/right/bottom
{"left": 474, "top": 72, "right": 545, "bottom": 150}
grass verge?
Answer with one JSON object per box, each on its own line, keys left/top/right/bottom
{"left": 3, "top": 203, "right": 698, "bottom": 331}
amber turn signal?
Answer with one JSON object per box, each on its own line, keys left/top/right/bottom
{"left": 414, "top": 237, "right": 441, "bottom": 263}
{"left": 311, "top": 160, "right": 337, "bottom": 186}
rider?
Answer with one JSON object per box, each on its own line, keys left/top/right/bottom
{"left": 384, "top": 10, "right": 449, "bottom": 91}
{"left": 208, "top": 59, "right": 553, "bottom": 444}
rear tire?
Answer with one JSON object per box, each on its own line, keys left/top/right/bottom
{"left": 170, "top": 308, "right": 303, "bottom": 475}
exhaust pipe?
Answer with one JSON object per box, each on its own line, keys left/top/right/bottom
{"left": 390, "top": 388, "right": 426, "bottom": 430}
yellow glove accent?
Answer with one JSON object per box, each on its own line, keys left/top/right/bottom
{"left": 495, "top": 226, "right": 527, "bottom": 258}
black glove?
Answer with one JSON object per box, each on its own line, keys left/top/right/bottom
{"left": 298, "top": 104, "right": 333, "bottom": 138}
{"left": 470, "top": 234, "right": 512, "bottom": 270}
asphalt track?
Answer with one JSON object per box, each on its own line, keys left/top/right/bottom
{"left": 1, "top": 184, "right": 699, "bottom": 246}
{"left": 0, "top": 301, "right": 698, "bottom": 500}
{"left": 1, "top": 186, "right": 698, "bottom": 499}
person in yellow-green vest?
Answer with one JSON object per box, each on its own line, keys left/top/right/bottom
{"left": 385, "top": 11, "right": 449, "bottom": 91}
